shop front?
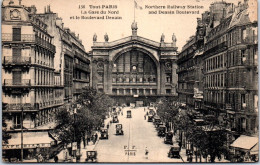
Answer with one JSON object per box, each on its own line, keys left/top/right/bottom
{"left": 230, "top": 135, "right": 258, "bottom": 162}
{"left": 3, "top": 131, "right": 56, "bottom": 162}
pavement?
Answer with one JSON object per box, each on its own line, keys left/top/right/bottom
{"left": 95, "top": 106, "right": 183, "bottom": 163}
{"left": 24, "top": 106, "right": 230, "bottom": 163}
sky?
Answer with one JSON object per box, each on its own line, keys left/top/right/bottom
{"left": 4, "top": 0, "right": 240, "bottom": 52}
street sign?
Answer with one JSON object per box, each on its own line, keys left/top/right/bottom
{"left": 72, "top": 142, "right": 77, "bottom": 151}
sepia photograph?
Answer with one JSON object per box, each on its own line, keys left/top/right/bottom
{"left": 1, "top": 0, "right": 258, "bottom": 163}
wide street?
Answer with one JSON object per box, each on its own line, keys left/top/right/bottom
{"left": 94, "top": 107, "right": 184, "bottom": 163}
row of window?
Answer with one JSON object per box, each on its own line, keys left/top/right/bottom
{"left": 34, "top": 47, "right": 54, "bottom": 68}
{"left": 205, "top": 73, "right": 225, "bottom": 88}
{"left": 112, "top": 88, "right": 158, "bottom": 95}
{"left": 112, "top": 75, "right": 157, "bottom": 83}
{"left": 34, "top": 69, "right": 54, "bottom": 86}
{"left": 205, "top": 53, "right": 225, "bottom": 72}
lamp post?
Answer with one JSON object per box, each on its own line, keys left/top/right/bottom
{"left": 21, "top": 107, "right": 24, "bottom": 162}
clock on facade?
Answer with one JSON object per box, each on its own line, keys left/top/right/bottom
{"left": 10, "top": 9, "right": 21, "bottom": 20}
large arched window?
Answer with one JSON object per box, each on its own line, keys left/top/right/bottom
{"left": 112, "top": 50, "right": 157, "bottom": 84}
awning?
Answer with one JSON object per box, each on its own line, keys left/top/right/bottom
{"left": 250, "top": 143, "right": 259, "bottom": 155}
{"left": 3, "top": 131, "right": 55, "bottom": 150}
{"left": 230, "top": 135, "right": 258, "bottom": 150}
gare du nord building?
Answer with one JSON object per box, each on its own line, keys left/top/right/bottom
{"left": 91, "top": 22, "right": 178, "bottom": 105}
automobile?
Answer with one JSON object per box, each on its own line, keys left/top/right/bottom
{"left": 85, "top": 150, "right": 97, "bottom": 162}
{"left": 100, "top": 128, "right": 109, "bottom": 139}
{"left": 149, "top": 109, "right": 156, "bottom": 116}
{"left": 147, "top": 115, "right": 153, "bottom": 122}
{"left": 164, "top": 131, "right": 173, "bottom": 144}
{"left": 156, "top": 122, "right": 164, "bottom": 130}
{"left": 153, "top": 115, "right": 161, "bottom": 126}
{"left": 113, "top": 115, "right": 119, "bottom": 123}
{"left": 157, "top": 125, "right": 166, "bottom": 137}
{"left": 116, "top": 124, "right": 124, "bottom": 135}
{"left": 168, "top": 144, "right": 181, "bottom": 159}
{"left": 127, "top": 110, "right": 132, "bottom": 118}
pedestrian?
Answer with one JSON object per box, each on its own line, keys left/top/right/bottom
{"left": 54, "top": 155, "right": 58, "bottom": 163}
{"left": 144, "top": 115, "right": 146, "bottom": 120}
{"left": 145, "top": 147, "right": 149, "bottom": 159}
{"left": 95, "top": 133, "right": 98, "bottom": 140}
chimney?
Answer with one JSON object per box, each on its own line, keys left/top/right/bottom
{"left": 61, "top": 23, "right": 64, "bottom": 29}
{"left": 19, "top": 0, "right": 22, "bottom": 5}
{"left": 77, "top": 34, "right": 79, "bottom": 39}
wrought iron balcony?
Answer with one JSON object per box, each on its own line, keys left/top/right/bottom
{"left": 3, "top": 79, "right": 31, "bottom": 87}
{"left": 205, "top": 41, "right": 227, "bottom": 55}
{"left": 2, "top": 33, "right": 55, "bottom": 52}
{"left": 3, "top": 56, "right": 31, "bottom": 65}
{"left": 2, "top": 103, "right": 39, "bottom": 111}
{"left": 74, "top": 63, "right": 90, "bottom": 72}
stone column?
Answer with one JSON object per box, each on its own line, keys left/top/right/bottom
{"left": 160, "top": 61, "right": 166, "bottom": 95}
{"left": 130, "top": 88, "right": 133, "bottom": 95}
{"left": 103, "top": 61, "right": 108, "bottom": 93}
{"left": 123, "top": 88, "right": 126, "bottom": 95}
{"left": 106, "top": 60, "right": 113, "bottom": 94}
{"left": 172, "top": 61, "right": 178, "bottom": 95}
{"left": 157, "top": 61, "right": 161, "bottom": 95}
{"left": 117, "top": 88, "right": 120, "bottom": 95}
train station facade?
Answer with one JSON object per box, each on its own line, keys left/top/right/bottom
{"left": 91, "top": 22, "right": 178, "bottom": 105}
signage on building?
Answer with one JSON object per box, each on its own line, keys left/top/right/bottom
{"left": 2, "top": 143, "right": 51, "bottom": 150}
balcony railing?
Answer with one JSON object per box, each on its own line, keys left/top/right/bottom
{"left": 75, "top": 64, "right": 90, "bottom": 72}
{"left": 38, "top": 99, "right": 64, "bottom": 109}
{"left": 2, "top": 33, "right": 55, "bottom": 52}
{"left": 205, "top": 41, "right": 227, "bottom": 55}
{"left": 204, "top": 101, "right": 224, "bottom": 109}
{"left": 2, "top": 103, "right": 39, "bottom": 111}
{"left": 3, "top": 79, "right": 31, "bottom": 86}
{"left": 3, "top": 56, "right": 31, "bottom": 65}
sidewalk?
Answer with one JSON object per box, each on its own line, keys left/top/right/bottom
{"left": 179, "top": 148, "right": 230, "bottom": 163}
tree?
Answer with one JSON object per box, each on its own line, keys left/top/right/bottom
{"left": 54, "top": 87, "right": 113, "bottom": 149}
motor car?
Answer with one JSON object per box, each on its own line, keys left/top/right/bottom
{"left": 155, "top": 122, "right": 164, "bottom": 130}
{"left": 168, "top": 144, "right": 181, "bottom": 158}
{"left": 85, "top": 150, "right": 97, "bottom": 162}
{"left": 147, "top": 115, "right": 153, "bottom": 122}
{"left": 164, "top": 131, "right": 173, "bottom": 144}
{"left": 153, "top": 115, "right": 161, "bottom": 126}
{"left": 116, "top": 124, "right": 124, "bottom": 135}
{"left": 100, "top": 128, "right": 109, "bottom": 139}
{"left": 127, "top": 110, "right": 132, "bottom": 118}
{"left": 157, "top": 125, "right": 166, "bottom": 137}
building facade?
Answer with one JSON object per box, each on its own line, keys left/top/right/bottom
{"left": 2, "top": 1, "right": 91, "bottom": 160}
{"left": 178, "top": 0, "right": 258, "bottom": 138}
{"left": 2, "top": 2, "right": 57, "bottom": 130}
{"left": 36, "top": 6, "right": 91, "bottom": 104}
{"left": 91, "top": 22, "right": 178, "bottom": 105}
